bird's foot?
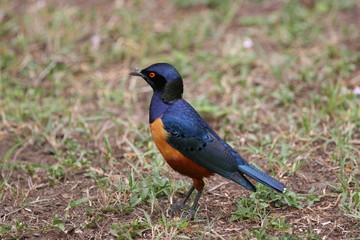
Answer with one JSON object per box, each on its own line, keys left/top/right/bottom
{"left": 157, "top": 199, "right": 167, "bottom": 206}
{"left": 170, "top": 202, "right": 190, "bottom": 211}
{"left": 169, "top": 202, "right": 196, "bottom": 220}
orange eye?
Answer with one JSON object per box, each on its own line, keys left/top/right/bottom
{"left": 149, "top": 72, "right": 156, "bottom": 78}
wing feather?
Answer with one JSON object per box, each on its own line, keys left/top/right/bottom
{"left": 161, "top": 102, "right": 256, "bottom": 191}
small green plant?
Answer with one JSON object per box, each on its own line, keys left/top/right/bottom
{"left": 0, "top": 224, "right": 15, "bottom": 239}
{"left": 13, "top": 219, "right": 26, "bottom": 234}
{"left": 0, "top": 220, "right": 28, "bottom": 238}
{"left": 0, "top": 142, "right": 23, "bottom": 170}
{"left": 244, "top": 141, "right": 300, "bottom": 172}
{"left": 249, "top": 228, "right": 321, "bottom": 240}
{"left": 56, "top": 138, "right": 96, "bottom": 169}
{"left": 51, "top": 215, "right": 65, "bottom": 232}
{"left": 230, "top": 196, "right": 269, "bottom": 221}
{"left": 48, "top": 165, "right": 66, "bottom": 181}
{"left": 103, "top": 136, "right": 116, "bottom": 164}
{"left": 65, "top": 197, "right": 95, "bottom": 218}
{"left": 231, "top": 186, "right": 321, "bottom": 221}
{"left": 269, "top": 216, "right": 290, "bottom": 231}
{"left": 109, "top": 220, "right": 150, "bottom": 240}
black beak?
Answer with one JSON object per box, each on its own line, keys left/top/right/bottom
{"left": 130, "top": 68, "right": 154, "bottom": 88}
{"left": 129, "top": 69, "right": 145, "bottom": 78}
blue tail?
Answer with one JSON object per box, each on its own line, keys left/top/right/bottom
{"left": 238, "top": 164, "right": 286, "bottom": 193}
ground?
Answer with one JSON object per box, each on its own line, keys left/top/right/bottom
{"left": 0, "top": 0, "right": 359, "bottom": 239}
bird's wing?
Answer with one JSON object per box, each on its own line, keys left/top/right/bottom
{"left": 161, "top": 107, "right": 256, "bottom": 191}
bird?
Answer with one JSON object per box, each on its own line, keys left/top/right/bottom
{"left": 130, "top": 63, "right": 286, "bottom": 218}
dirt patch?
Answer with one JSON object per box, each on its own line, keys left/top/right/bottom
{"left": 1, "top": 138, "right": 359, "bottom": 239}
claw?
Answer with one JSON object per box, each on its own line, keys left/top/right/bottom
{"left": 167, "top": 185, "right": 203, "bottom": 220}
{"left": 171, "top": 202, "right": 190, "bottom": 211}
{"left": 169, "top": 202, "right": 196, "bottom": 220}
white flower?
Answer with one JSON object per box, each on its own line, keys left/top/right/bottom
{"left": 353, "top": 86, "right": 360, "bottom": 95}
{"left": 243, "top": 37, "right": 253, "bottom": 49}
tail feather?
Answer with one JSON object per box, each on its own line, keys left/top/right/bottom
{"left": 229, "top": 172, "right": 256, "bottom": 192}
{"left": 238, "top": 164, "right": 286, "bottom": 193}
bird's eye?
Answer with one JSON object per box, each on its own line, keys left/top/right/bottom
{"left": 149, "top": 72, "right": 156, "bottom": 78}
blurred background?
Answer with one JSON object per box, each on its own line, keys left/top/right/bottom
{"left": 0, "top": 0, "right": 359, "bottom": 239}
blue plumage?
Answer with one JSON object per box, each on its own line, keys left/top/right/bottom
{"left": 162, "top": 99, "right": 286, "bottom": 193}
{"left": 130, "top": 63, "right": 286, "bottom": 218}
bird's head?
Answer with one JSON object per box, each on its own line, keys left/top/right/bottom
{"left": 130, "top": 63, "right": 183, "bottom": 103}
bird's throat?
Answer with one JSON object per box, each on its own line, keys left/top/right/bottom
{"left": 149, "top": 92, "right": 170, "bottom": 123}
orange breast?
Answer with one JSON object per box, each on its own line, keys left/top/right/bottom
{"left": 149, "top": 117, "right": 213, "bottom": 185}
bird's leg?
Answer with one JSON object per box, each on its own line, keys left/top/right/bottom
{"left": 180, "top": 185, "right": 195, "bottom": 206}
{"left": 170, "top": 186, "right": 203, "bottom": 220}
{"left": 190, "top": 189, "right": 202, "bottom": 210}
{"left": 171, "top": 185, "right": 195, "bottom": 211}
{"left": 188, "top": 189, "right": 202, "bottom": 219}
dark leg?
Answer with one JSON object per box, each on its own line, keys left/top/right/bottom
{"left": 171, "top": 185, "right": 195, "bottom": 211}
{"left": 190, "top": 189, "right": 202, "bottom": 210}
{"left": 188, "top": 189, "right": 202, "bottom": 219}
{"left": 180, "top": 185, "right": 195, "bottom": 205}
{"left": 170, "top": 185, "right": 203, "bottom": 220}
